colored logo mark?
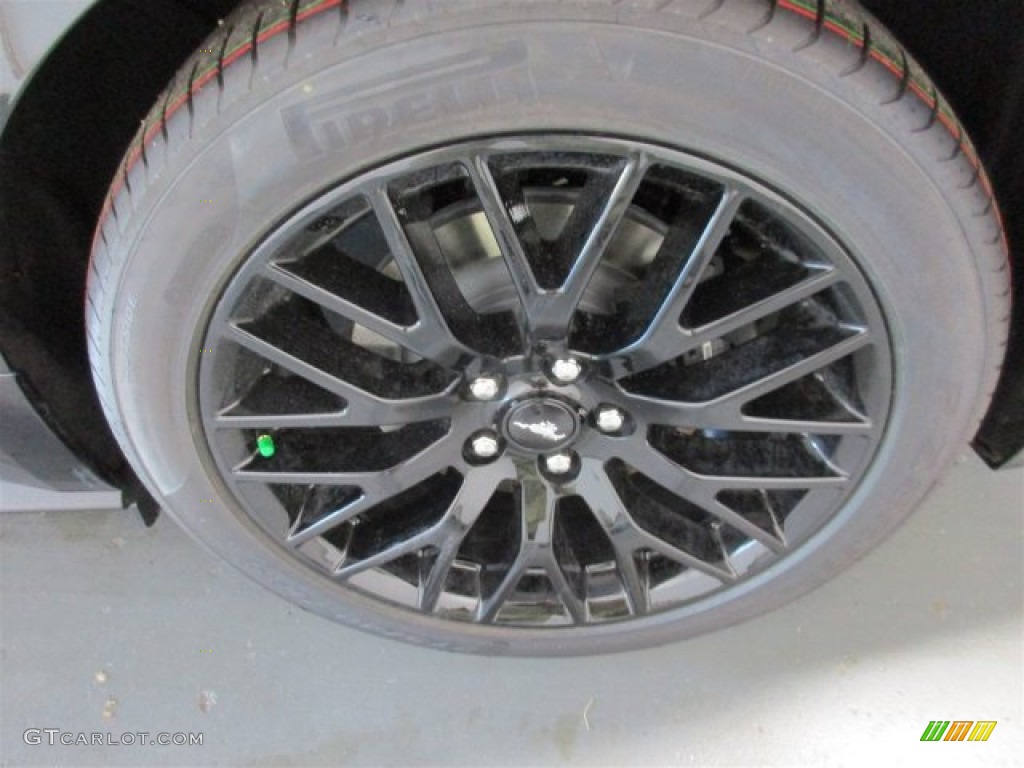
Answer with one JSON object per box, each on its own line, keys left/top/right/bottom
{"left": 921, "top": 721, "right": 997, "bottom": 742}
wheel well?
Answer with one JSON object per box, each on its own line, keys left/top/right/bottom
{"left": 0, "top": 0, "right": 242, "bottom": 496}
{"left": 0, "top": 0, "right": 1021, "bottom": 497}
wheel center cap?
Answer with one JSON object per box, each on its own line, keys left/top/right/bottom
{"left": 504, "top": 398, "right": 579, "bottom": 453}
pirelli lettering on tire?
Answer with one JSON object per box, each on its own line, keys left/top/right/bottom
{"left": 282, "top": 42, "right": 536, "bottom": 159}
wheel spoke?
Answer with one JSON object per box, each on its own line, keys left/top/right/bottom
{"left": 700, "top": 474, "right": 849, "bottom": 491}
{"left": 617, "top": 441, "right": 789, "bottom": 553}
{"left": 650, "top": 266, "right": 842, "bottom": 365}
{"left": 366, "top": 186, "right": 471, "bottom": 362}
{"left": 545, "top": 557, "right": 588, "bottom": 624}
{"left": 575, "top": 469, "right": 653, "bottom": 613}
{"left": 418, "top": 464, "right": 517, "bottom": 608}
{"left": 633, "top": 527, "right": 737, "bottom": 581}
{"left": 335, "top": 524, "right": 444, "bottom": 579}
{"left": 535, "top": 156, "right": 649, "bottom": 337}
{"left": 476, "top": 551, "right": 587, "bottom": 625}
{"left": 213, "top": 413, "right": 350, "bottom": 429}
{"left": 519, "top": 467, "right": 559, "bottom": 545}
{"left": 330, "top": 462, "right": 513, "bottom": 581}
{"left": 418, "top": 533, "right": 463, "bottom": 613}
{"left": 476, "top": 554, "right": 530, "bottom": 624}
{"left": 520, "top": 472, "right": 586, "bottom": 623}
{"left": 466, "top": 153, "right": 649, "bottom": 341}
{"left": 705, "top": 329, "right": 872, "bottom": 414}
{"left": 224, "top": 323, "right": 456, "bottom": 427}
{"left": 608, "top": 327, "right": 873, "bottom": 434}
{"left": 250, "top": 446, "right": 454, "bottom": 546}
{"left": 619, "top": 188, "right": 746, "bottom": 371}
{"left": 726, "top": 415, "right": 873, "bottom": 435}
{"left": 262, "top": 263, "right": 459, "bottom": 367}
{"left": 711, "top": 499, "right": 787, "bottom": 548}
{"left": 476, "top": 469, "right": 586, "bottom": 624}
{"left": 578, "top": 464, "right": 735, "bottom": 587}
{"left": 612, "top": 545, "right": 650, "bottom": 616}
{"left": 465, "top": 155, "right": 544, "bottom": 331}
{"left": 235, "top": 468, "right": 391, "bottom": 487}
{"left": 601, "top": 386, "right": 872, "bottom": 435}
{"left": 691, "top": 266, "right": 838, "bottom": 336}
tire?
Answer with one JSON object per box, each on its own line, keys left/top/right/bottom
{"left": 87, "top": 0, "right": 1010, "bottom": 656}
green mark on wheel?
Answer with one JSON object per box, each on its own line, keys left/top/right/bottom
{"left": 257, "top": 434, "right": 276, "bottom": 458}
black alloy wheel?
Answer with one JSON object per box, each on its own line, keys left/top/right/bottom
{"left": 199, "top": 137, "right": 891, "bottom": 628}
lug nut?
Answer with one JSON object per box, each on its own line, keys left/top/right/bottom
{"left": 470, "top": 433, "right": 501, "bottom": 459}
{"left": 594, "top": 406, "right": 626, "bottom": 434}
{"left": 469, "top": 376, "right": 501, "bottom": 401}
{"left": 550, "top": 358, "right": 582, "bottom": 384}
{"left": 544, "top": 452, "right": 574, "bottom": 475}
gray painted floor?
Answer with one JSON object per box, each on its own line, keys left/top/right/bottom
{"left": 1, "top": 454, "right": 1021, "bottom": 767}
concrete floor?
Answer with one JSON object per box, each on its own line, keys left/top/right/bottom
{"left": 1, "top": 454, "right": 1021, "bottom": 767}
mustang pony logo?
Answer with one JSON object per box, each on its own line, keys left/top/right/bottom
{"left": 512, "top": 420, "right": 566, "bottom": 442}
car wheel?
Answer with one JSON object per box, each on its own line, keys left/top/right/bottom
{"left": 87, "top": 0, "right": 1010, "bottom": 655}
